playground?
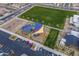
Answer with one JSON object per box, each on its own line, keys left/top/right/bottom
{"left": 17, "top": 22, "right": 50, "bottom": 44}
{"left": 1, "top": 18, "right": 50, "bottom": 44}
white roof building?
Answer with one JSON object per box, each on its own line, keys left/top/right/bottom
{"left": 70, "top": 15, "right": 79, "bottom": 27}
{"left": 60, "top": 38, "right": 66, "bottom": 46}
{"left": 70, "top": 30, "right": 79, "bottom": 38}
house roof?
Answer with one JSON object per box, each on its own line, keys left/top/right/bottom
{"left": 70, "top": 15, "right": 79, "bottom": 27}
{"left": 73, "top": 15, "right": 79, "bottom": 23}
{"left": 70, "top": 30, "right": 79, "bottom": 38}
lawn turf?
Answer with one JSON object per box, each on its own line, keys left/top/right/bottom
{"left": 19, "top": 6, "right": 77, "bottom": 29}
{"left": 44, "top": 29, "right": 59, "bottom": 49}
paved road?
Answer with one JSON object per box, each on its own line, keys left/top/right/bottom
{"left": 0, "top": 4, "right": 32, "bottom": 23}
{"left": 35, "top": 4, "right": 79, "bottom": 13}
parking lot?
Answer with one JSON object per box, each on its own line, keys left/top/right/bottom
{"left": 0, "top": 30, "right": 58, "bottom": 56}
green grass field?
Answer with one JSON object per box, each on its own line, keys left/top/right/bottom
{"left": 19, "top": 6, "right": 77, "bottom": 49}
{"left": 44, "top": 29, "right": 59, "bottom": 49}
{"left": 19, "top": 6, "right": 77, "bottom": 29}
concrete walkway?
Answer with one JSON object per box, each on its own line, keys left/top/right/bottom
{"left": 46, "top": 25, "right": 63, "bottom": 31}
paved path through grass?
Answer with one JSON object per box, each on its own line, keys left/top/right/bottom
{"left": 46, "top": 25, "right": 63, "bottom": 31}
